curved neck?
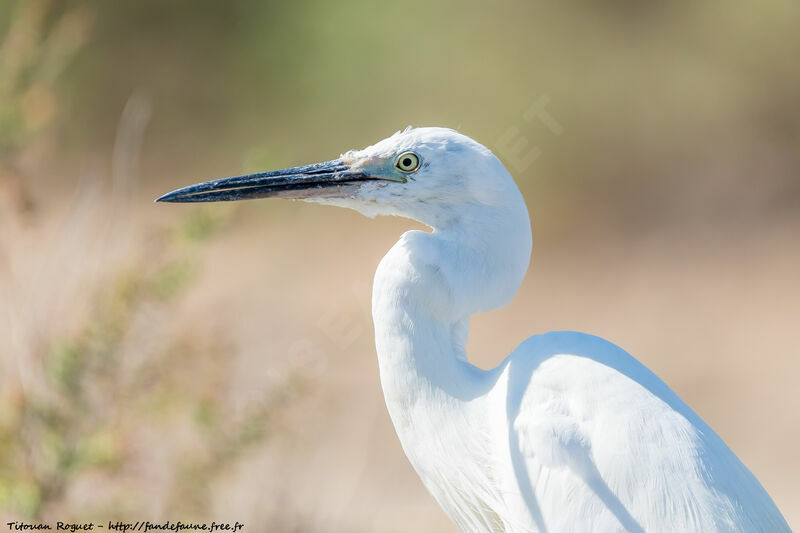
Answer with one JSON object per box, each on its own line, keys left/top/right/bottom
{"left": 371, "top": 191, "right": 532, "bottom": 413}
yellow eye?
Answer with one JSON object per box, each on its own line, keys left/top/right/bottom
{"left": 395, "top": 152, "right": 420, "bottom": 173}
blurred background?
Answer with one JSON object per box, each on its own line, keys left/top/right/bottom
{"left": 0, "top": 0, "right": 798, "bottom": 530}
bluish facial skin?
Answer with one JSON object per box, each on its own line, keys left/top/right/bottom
{"left": 342, "top": 149, "right": 418, "bottom": 185}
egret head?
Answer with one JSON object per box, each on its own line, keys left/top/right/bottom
{"left": 157, "top": 127, "right": 522, "bottom": 228}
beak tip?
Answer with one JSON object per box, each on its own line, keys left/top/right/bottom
{"left": 155, "top": 191, "right": 178, "bottom": 203}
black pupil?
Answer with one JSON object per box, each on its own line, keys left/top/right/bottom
{"left": 402, "top": 157, "right": 413, "bottom": 167}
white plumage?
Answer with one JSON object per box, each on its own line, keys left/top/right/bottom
{"left": 159, "top": 126, "right": 790, "bottom": 532}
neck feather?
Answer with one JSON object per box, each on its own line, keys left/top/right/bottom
{"left": 371, "top": 194, "right": 531, "bottom": 410}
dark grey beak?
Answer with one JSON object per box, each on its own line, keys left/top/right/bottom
{"left": 156, "top": 159, "right": 384, "bottom": 203}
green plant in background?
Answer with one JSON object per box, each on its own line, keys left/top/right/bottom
{"left": 0, "top": 3, "right": 304, "bottom": 521}
{"left": 0, "top": 205, "right": 301, "bottom": 521}
{"left": 0, "top": 0, "right": 94, "bottom": 215}
{"left": 0, "top": 209, "right": 203, "bottom": 518}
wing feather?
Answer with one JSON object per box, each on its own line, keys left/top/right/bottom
{"left": 500, "top": 331, "right": 789, "bottom": 533}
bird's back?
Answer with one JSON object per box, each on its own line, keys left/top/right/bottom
{"left": 490, "top": 331, "right": 789, "bottom": 533}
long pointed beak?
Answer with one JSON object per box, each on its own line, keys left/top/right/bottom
{"left": 156, "top": 159, "right": 389, "bottom": 203}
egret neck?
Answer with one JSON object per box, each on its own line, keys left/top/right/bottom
{"left": 370, "top": 183, "right": 531, "bottom": 525}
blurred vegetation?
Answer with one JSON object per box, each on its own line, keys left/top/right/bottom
{"left": 0, "top": 2, "right": 301, "bottom": 522}
{"left": 0, "top": 202, "right": 303, "bottom": 519}
{"left": 0, "top": 1, "right": 92, "bottom": 148}
{"left": 0, "top": 0, "right": 93, "bottom": 215}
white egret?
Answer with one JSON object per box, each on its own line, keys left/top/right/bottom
{"left": 158, "top": 127, "right": 789, "bottom": 532}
